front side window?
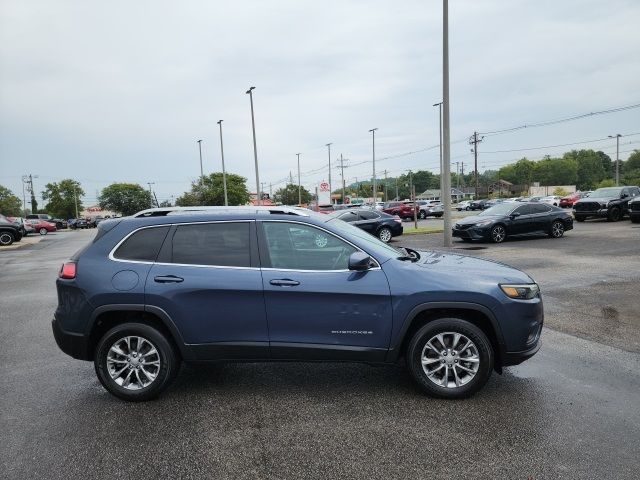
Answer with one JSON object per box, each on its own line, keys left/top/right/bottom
{"left": 337, "top": 211, "right": 359, "bottom": 223}
{"left": 514, "top": 204, "right": 532, "bottom": 215}
{"left": 171, "top": 222, "right": 251, "bottom": 267}
{"left": 359, "top": 211, "right": 379, "bottom": 220}
{"left": 114, "top": 226, "right": 170, "bottom": 262}
{"left": 262, "top": 222, "right": 357, "bottom": 270}
{"left": 531, "top": 204, "right": 552, "bottom": 214}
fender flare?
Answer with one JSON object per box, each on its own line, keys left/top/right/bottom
{"left": 386, "top": 301, "right": 506, "bottom": 363}
{"left": 86, "top": 304, "right": 189, "bottom": 359}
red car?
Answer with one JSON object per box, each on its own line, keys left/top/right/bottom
{"left": 382, "top": 202, "right": 420, "bottom": 219}
{"left": 25, "top": 219, "right": 57, "bottom": 235}
{"left": 559, "top": 191, "right": 590, "bottom": 208}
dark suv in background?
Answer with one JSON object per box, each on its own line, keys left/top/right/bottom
{"left": 573, "top": 186, "right": 640, "bottom": 222}
{"left": 53, "top": 206, "right": 543, "bottom": 402}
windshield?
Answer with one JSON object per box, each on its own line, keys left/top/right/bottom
{"left": 589, "top": 187, "right": 623, "bottom": 198}
{"left": 478, "top": 203, "right": 516, "bottom": 216}
{"left": 325, "top": 217, "right": 402, "bottom": 258}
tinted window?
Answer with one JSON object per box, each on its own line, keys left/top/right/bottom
{"left": 631, "top": 187, "right": 640, "bottom": 197}
{"left": 338, "top": 211, "right": 359, "bottom": 223}
{"left": 263, "top": 222, "right": 357, "bottom": 270}
{"left": 359, "top": 211, "right": 379, "bottom": 220}
{"left": 114, "top": 226, "right": 170, "bottom": 262}
{"left": 514, "top": 204, "right": 532, "bottom": 215}
{"left": 170, "top": 222, "right": 251, "bottom": 267}
{"left": 531, "top": 204, "right": 552, "bottom": 214}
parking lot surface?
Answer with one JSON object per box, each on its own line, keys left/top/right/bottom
{"left": 1, "top": 225, "right": 639, "bottom": 479}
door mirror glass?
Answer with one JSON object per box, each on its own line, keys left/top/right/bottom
{"left": 348, "top": 252, "right": 371, "bottom": 271}
{"left": 510, "top": 212, "right": 521, "bottom": 218}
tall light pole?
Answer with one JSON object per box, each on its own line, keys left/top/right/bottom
{"left": 326, "top": 143, "right": 332, "bottom": 202}
{"left": 217, "top": 120, "right": 229, "bottom": 206}
{"left": 441, "top": 0, "right": 453, "bottom": 247}
{"left": 609, "top": 134, "right": 622, "bottom": 186}
{"left": 369, "top": 128, "right": 378, "bottom": 203}
{"left": 246, "top": 86, "right": 261, "bottom": 206}
{"left": 433, "top": 101, "right": 443, "bottom": 177}
{"left": 296, "top": 153, "right": 302, "bottom": 205}
{"left": 197, "top": 140, "right": 204, "bottom": 179}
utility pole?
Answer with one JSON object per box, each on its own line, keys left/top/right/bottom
{"left": 609, "top": 134, "right": 622, "bottom": 186}
{"left": 395, "top": 177, "right": 399, "bottom": 200}
{"left": 73, "top": 186, "right": 79, "bottom": 218}
{"left": 21, "top": 176, "right": 28, "bottom": 215}
{"left": 289, "top": 171, "right": 293, "bottom": 185}
{"left": 260, "top": 182, "right": 266, "bottom": 201}
{"left": 326, "top": 143, "right": 332, "bottom": 197}
{"left": 434, "top": 101, "right": 443, "bottom": 175}
{"left": 455, "top": 161, "right": 460, "bottom": 190}
{"left": 461, "top": 161, "right": 465, "bottom": 188}
{"left": 469, "top": 132, "right": 483, "bottom": 200}
{"left": 246, "top": 86, "right": 261, "bottom": 206}
{"left": 369, "top": 128, "right": 378, "bottom": 203}
{"left": 340, "top": 154, "right": 346, "bottom": 204}
{"left": 27, "top": 174, "right": 38, "bottom": 214}
{"left": 217, "top": 120, "right": 228, "bottom": 206}
{"left": 296, "top": 153, "right": 302, "bottom": 205}
{"left": 197, "top": 140, "right": 204, "bottom": 179}
{"left": 269, "top": 183, "right": 272, "bottom": 199}
{"left": 441, "top": 0, "right": 453, "bottom": 247}
{"left": 384, "top": 170, "right": 388, "bottom": 202}
{"left": 147, "top": 182, "right": 158, "bottom": 207}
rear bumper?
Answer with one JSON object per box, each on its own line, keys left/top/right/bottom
{"left": 52, "top": 316, "right": 91, "bottom": 360}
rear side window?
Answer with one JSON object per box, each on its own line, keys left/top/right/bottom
{"left": 113, "top": 226, "right": 170, "bottom": 262}
{"left": 359, "top": 211, "right": 379, "bottom": 220}
{"left": 170, "top": 222, "right": 251, "bottom": 267}
{"left": 531, "top": 204, "right": 552, "bottom": 214}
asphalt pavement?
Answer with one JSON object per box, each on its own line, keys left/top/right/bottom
{"left": 1, "top": 226, "right": 639, "bottom": 479}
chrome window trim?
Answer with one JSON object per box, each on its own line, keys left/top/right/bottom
{"left": 259, "top": 219, "right": 382, "bottom": 271}
{"left": 108, "top": 219, "right": 382, "bottom": 272}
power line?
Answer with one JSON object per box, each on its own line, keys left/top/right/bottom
{"left": 479, "top": 102, "right": 640, "bottom": 137}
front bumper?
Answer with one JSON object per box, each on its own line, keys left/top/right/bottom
{"left": 452, "top": 225, "right": 491, "bottom": 240}
{"left": 573, "top": 208, "right": 608, "bottom": 217}
{"left": 52, "top": 316, "right": 91, "bottom": 360}
{"left": 502, "top": 339, "right": 541, "bottom": 366}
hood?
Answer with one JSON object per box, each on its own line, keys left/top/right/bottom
{"left": 575, "top": 196, "right": 617, "bottom": 204}
{"left": 454, "top": 214, "right": 501, "bottom": 226}
{"left": 410, "top": 250, "right": 533, "bottom": 284}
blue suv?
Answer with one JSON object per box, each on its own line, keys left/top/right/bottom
{"left": 53, "top": 206, "right": 542, "bottom": 401}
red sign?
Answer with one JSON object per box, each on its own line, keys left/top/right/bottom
{"left": 320, "top": 182, "right": 330, "bottom": 191}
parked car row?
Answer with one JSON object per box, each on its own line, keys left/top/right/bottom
{"left": 572, "top": 186, "right": 640, "bottom": 222}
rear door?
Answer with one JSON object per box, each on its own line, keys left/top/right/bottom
{"left": 258, "top": 220, "right": 392, "bottom": 361}
{"left": 353, "top": 210, "right": 380, "bottom": 234}
{"left": 530, "top": 203, "right": 553, "bottom": 232}
{"left": 145, "top": 221, "right": 268, "bottom": 359}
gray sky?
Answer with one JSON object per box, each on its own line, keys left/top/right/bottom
{"left": 1, "top": 0, "right": 639, "bottom": 206}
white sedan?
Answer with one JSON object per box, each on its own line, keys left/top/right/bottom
{"left": 540, "top": 195, "right": 562, "bottom": 206}
{"left": 456, "top": 200, "right": 471, "bottom": 211}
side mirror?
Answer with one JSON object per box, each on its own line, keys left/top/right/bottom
{"left": 510, "top": 212, "right": 521, "bottom": 218}
{"left": 621, "top": 193, "right": 628, "bottom": 199}
{"left": 348, "top": 252, "right": 371, "bottom": 271}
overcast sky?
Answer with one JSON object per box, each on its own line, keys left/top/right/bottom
{"left": 1, "top": 0, "right": 639, "bottom": 206}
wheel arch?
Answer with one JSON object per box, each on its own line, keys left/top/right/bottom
{"left": 86, "top": 304, "right": 189, "bottom": 361}
{"left": 387, "top": 302, "right": 506, "bottom": 372}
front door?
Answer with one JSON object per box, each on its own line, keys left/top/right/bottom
{"left": 145, "top": 221, "right": 268, "bottom": 360}
{"left": 258, "top": 220, "right": 393, "bottom": 362}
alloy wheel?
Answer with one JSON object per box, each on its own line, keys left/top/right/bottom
{"left": 378, "top": 228, "right": 392, "bottom": 243}
{"left": 420, "top": 332, "right": 480, "bottom": 388}
{"left": 491, "top": 225, "right": 506, "bottom": 243}
{"left": 39, "top": 228, "right": 47, "bottom": 235}
{"left": 551, "top": 221, "right": 564, "bottom": 238}
{"left": 106, "top": 336, "right": 161, "bottom": 390}
{"left": 0, "top": 232, "right": 13, "bottom": 245}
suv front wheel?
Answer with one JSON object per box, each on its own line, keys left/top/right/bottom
{"left": 95, "top": 323, "right": 180, "bottom": 401}
{"left": 407, "top": 318, "right": 494, "bottom": 399}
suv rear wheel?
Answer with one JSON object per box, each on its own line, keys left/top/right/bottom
{"left": 407, "top": 318, "right": 494, "bottom": 399}
{"left": 607, "top": 206, "right": 621, "bottom": 222}
{"left": 0, "top": 231, "right": 15, "bottom": 246}
{"left": 94, "top": 323, "right": 180, "bottom": 401}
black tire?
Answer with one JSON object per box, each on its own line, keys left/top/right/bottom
{"left": 0, "top": 231, "right": 14, "bottom": 246}
{"left": 549, "top": 220, "right": 565, "bottom": 238}
{"left": 465, "top": 206, "right": 470, "bottom": 211}
{"left": 407, "top": 318, "right": 494, "bottom": 399}
{"left": 461, "top": 238, "right": 473, "bottom": 243}
{"left": 94, "top": 322, "right": 180, "bottom": 402}
{"left": 377, "top": 227, "right": 393, "bottom": 243}
{"left": 418, "top": 210, "right": 427, "bottom": 220}
{"left": 490, "top": 224, "right": 507, "bottom": 243}
{"left": 607, "top": 207, "right": 621, "bottom": 222}
{"left": 575, "top": 215, "right": 586, "bottom": 222}
{"left": 631, "top": 216, "right": 640, "bottom": 224}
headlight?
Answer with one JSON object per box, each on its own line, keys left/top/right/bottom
{"left": 475, "top": 220, "right": 493, "bottom": 226}
{"left": 500, "top": 283, "right": 539, "bottom": 300}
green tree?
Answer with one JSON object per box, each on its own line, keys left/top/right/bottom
{"left": 596, "top": 179, "right": 616, "bottom": 188}
{"left": 274, "top": 183, "right": 312, "bottom": 205}
{"left": 564, "top": 149, "right": 606, "bottom": 190}
{"left": 176, "top": 173, "right": 250, "bottom": 206}
{"left": 623, "top": 150, "right": 640, "bottom": 186}
{"left": 0, "top": 185, "right": 22, "bottom": 216}
{"left": 41, "top": 179, "right": 84, "bottom": 218}
{"left": 99, "top": 183, "right": 153, "bottom": 216}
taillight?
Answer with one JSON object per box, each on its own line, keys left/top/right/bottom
{"left": 59, "top": 262, "right": 76, "bottom": 279}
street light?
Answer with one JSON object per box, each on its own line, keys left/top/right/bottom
{"left": 296, "top": 153, "right": 302, "bottom": 206}
{"left": 608, "top": 134, "right": 622, "bottom": 186}
{"left": 197, "top": 139, "right": 204, "bottom": 179}
{"left": 326, "top": 143, "right": 332, "bottom": 202}
{"left": 369, "top": 128, "right": 378, "bottom": 203}
{"left": 246, "top": 86, "right": 261, "bottom": 206}
{"left": 217, "top": 120, "right": 229, "bottom": 206}
{"left": 441, "top": 0, "right": 453, "bottom": 247}
{"left": 433, "top": 101, "right": 443, "bottom": 176}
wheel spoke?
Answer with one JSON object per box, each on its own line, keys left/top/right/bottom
{"left": 122, "top": 369, "right": 134, "bottom": 387}
{"left": 441, "top": 366, "right": 449, "bottom": 387}
{"left": 422, "top": 357, "right": 441, "bottom": 366}
{"left": 421, "top": 331, "right": 480, "bottom": 389}
{"left": 141, "top": 348, "right": 158, "bottom": 358}
{"left": 106, "top": 336, "right": 160, "bottom": 390}
{"left": 110, "top": 345, "right": 127, "bottom": 357}
{"left": 140, "top": 366, "right": 156, "bottom": 381}
{"left": 460, "top": 355, "right": 479, "bottom": 363}
{"left": 456, "top": 363, "right": 475, "bottom": 373}
{"left": 451, "top": 333, "right": 461, "bottom": 349}
{"left": 452, "top": 366, "right": 461, "bottom": 387}
{"left": 436, "top": 334, "right": 447, "bottom": 350}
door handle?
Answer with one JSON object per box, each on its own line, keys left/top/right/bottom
{"left": 154, "top": 275, "right": 184, "bottom": 283}
{"left": 269, "top": 279, "right": 300, "bottom": 287}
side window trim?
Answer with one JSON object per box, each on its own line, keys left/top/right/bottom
{"left": 110, "top": 224, "right": 171, "bottom": 264}
{"left": 256, "top": 220, "right": 380, "bottom": 272}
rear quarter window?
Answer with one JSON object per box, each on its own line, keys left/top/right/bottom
{"left": 113, "top": 226, "right": 170, "bottom": 262}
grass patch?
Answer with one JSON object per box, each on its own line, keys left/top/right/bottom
{"left": 403, "top": 226, "right": 444, "bottom": 235}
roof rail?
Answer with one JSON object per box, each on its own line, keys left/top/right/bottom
{"left": 132, "top": 205, "right": 310, "bottom": 218}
